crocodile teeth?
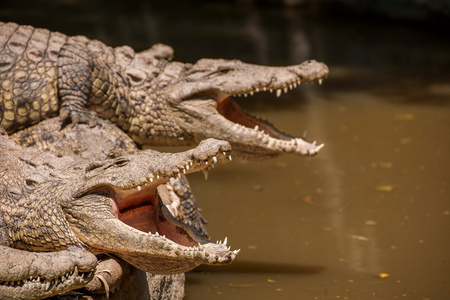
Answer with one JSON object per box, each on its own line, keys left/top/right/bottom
{"left": 276, "top": 89, "right": 282, "bottom": 97}
{"left": 202, "top": 169, "right": 209, "bottom": 180}
{"left": 137, "top": 185, "right": 142, "bottom": 191}
{"left": 318, "top": 78, "right": 323, "bottom": 85}
{"left": 212, "top": 156, "right": 218, "bottom": 163}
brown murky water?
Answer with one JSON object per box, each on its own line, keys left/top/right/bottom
{"left": 185, "top": 82, "right": 450, "bottom": 299}
{"left": 2, "top": 1, "right": 449, "bottom": 299}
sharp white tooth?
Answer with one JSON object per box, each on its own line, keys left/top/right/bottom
{"left": 190, "top": 161, "right": 194, "bottom": 166}
{"left": 156, "top": 174, "right": 160, "bottom": 179}
{"left": 319, "top": 79, "right": 323, "bottom": 85}
{"left": 276, "top": 89, "right": 282, "bottom": 97}
{"left": 254, "top": 125, "right": 259, "bottom": 131}
{"left": 183, "top": 168, "right": 186, "bottom": 174}
{"left": 263, "top": 87, "right": 267, "bottom": 91}
{"left": 170, "top": 177, "right": 176, "bottom": 185}
{"left": 202, "top": 169, "right": 209, "bottom": 180}
{"left": 284, "top": 86, "right": 288, "bottom": 93}
{"left": 289, "top": 84, "right": 293, "bottom": 90}
{"left": 138, "top": 185, "right": 142, "bottom": 191}
{"left": 227, "top": 155, "right": 232, "bottom": 162}
{"left": 223, "top": 237, "right": 227, "bottom": 245}
{"left": 270, "top": 88, "right": 273, "bottom": 93}
{"left": 244, "top": 93, "right": 248, "bottom": 97}
{"left": 212, "top": 156, "right": 217, "bottom": 163}
{"left": 228, "top": 246, "right": 231, "bottom": 250}
{"left": 293, "top": 82, "right": 297, "bottom": 88}
{"left": 223, "top": 151, "right": 227, "bottom": 156}
{"left": 250, "top": 91, "right": 254, "bottom": 96}
{"left": 255, "top": 88, "right": 259, "bottom": 92}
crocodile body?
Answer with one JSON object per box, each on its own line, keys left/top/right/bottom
{"left": 0, "top": 22, "right": 328, "bottom": 160}
{"left": 11, "top": 117, "right": 213, "bottom": 299}
{"left": 0, "top": 129, "right": 238, "bottom": 299}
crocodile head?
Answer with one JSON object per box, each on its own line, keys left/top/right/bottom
{"left": 129, "top": 56, "right": 328, "bottom": 159}
{"left": 64, "top": 138, "right": 238, "bottom": 275}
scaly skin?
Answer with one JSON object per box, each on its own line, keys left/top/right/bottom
{"left": 12, "top": 116, "right": 210, "bottom": 237}
{"left": 11, "top": 117, "right": 212, "bottom": 299}
{"left": 0, "top": 132, "right": 238, "bottom": 299}
{"left": 0, "top": 22, "right": 328, "bottom": 159}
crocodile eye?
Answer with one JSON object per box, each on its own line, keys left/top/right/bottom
{"left": 113, "top": 157, "right": 129, "bottom": 167}
{"left": 218, "top": 68, "right": 233, "bottom": 75}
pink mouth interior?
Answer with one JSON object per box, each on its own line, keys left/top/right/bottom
{"left": 110, "top": 186, "right": 200, "bottom": 248}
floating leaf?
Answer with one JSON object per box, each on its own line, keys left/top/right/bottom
{"left": 302, "top": 195, "right": 316, "bottom": 205}
{"left": 348, "top": 234, "right": 369, "bottom": 241}
{"left": 375, "top": 184, "right": 399, "bottom": 192}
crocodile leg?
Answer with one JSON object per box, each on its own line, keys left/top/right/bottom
{"left": 57, "top": 37, "right": 102, "bottom": 127}
{"left": 160, "top": 176, "right": 209, "bottom": 238}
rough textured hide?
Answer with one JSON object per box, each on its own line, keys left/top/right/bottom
{"left": 0, "top": 128, "right": 237, "bottom": 299}
{"left": 0, "top": 22, "right": 328, "bottom": 160}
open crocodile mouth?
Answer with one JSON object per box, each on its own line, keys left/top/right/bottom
{"left": 111, "top": 183, "right": 203, "bottom": 248}
{"left": 185, "top": 78, "right": 326, "bottom": 157}
{"left": 87, "top": 150, "right": 233, "bottom": 250}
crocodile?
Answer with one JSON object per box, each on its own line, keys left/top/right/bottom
{"left": 12, "top": 117, "right": 211, "bottom": 300}
{"left": 0, "top": 22, "right": 328, "bottom": 160}
{"left": 13, "top": 116, "right": 211, "bottom": 242}
{"left": 0, "top": 129, "right": 238, "bottom": 299}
